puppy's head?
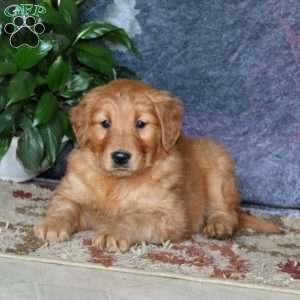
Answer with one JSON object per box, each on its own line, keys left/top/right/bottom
{"left": 70, "top": 80, "right": 183, "bottom": 176}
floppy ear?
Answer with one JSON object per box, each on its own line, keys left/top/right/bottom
{"left": 70, "top": 102, "right": 88, "bottom": 147}
{"left": 154, "top": 96, "right": 183, "bottom": 152}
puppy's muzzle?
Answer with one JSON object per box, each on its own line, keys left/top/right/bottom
{"left": 111, "top": 150, "right": 131, "bottom": 167}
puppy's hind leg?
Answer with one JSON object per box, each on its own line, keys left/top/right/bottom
{"left": 203, "top": 159, "right": 240, "bottom": 240}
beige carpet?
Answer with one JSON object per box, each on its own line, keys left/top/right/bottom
{"left": 0, "top": 180, "right": 299, "bottom": 293}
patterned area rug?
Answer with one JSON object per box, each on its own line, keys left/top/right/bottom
{"left": 0, "top": 180, "right": 299, "bottom": 292}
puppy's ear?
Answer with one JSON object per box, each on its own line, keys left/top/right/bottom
{"left": 70, "top": 102, "right": 88, "bottom": 147}
{"left": 154, "top": 95, "right": 183, "bottom": 151}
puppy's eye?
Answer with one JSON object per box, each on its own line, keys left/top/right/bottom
{"left": 100, "top": 120, "right": 110, "bottom": 129}
{"left": 136, "top": 120, "right": 147, "bottom": 129}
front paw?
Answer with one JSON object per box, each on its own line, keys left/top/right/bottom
{"left": 203, "top": 219, "right": 236, "bottom": 240}
{"left": 35, "top": 218, "right": 72, "bottom": 243}
{"left": 92, "top": 232, "right": 129, "bottom": 253}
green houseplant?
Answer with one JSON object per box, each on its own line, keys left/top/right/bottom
{"left": 0, "top": 0, "right": 138, "bottom": 180}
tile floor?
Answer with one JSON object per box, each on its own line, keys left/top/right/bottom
{"left": 0, "top": 256, "right": 299, "bottom": 300}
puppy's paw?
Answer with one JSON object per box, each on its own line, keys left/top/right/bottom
{"left": 92, "top": 233, "right": 129, "bottom": 253}
{"left": 203, "top": 221, "right": 235, "bottom": 240}
{"left": 35, "top": 218, "right": 72, "bottom": 243}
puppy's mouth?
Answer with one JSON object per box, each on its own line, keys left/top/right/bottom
{"left": 110, "top": 165, "right": 133, "bottom": 176}
{"left": 113, "top": 165, "right": 129, "bottom": 171}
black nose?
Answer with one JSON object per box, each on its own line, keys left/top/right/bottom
{"left": 111, "top": 150, "right": 131, "bottom": 166}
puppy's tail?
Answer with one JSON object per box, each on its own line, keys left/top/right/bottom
{"left": 239, "top": 212, "right": 284, "bottom": 234}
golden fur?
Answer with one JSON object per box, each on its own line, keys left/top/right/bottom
{"left": 35, "top": 80, "right": 281, "bottom": 252}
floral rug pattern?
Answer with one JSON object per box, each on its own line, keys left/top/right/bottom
{"left": 0, "top": 180, "right": 299, "bottom": 290}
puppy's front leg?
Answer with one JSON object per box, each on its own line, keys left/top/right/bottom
{"left": 35, "top": 196, "right": 82, "bottom": 243}
{"left": 93, "top": 210, "right": 186, "bottom": 252}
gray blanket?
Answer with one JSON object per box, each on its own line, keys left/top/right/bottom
{"left": 80, "top": 0, "right": 300, "bottom": 209}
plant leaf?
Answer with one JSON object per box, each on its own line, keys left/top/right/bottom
{"left": 58, "top": 110, "right": 74, "bottom": 141}
{"left": 61, "top": 70, "right": 93, "bottom": 95}
{"left": 63, "top": 98, "right": 81, "bottom": 107}
{"left": 104, "top": 28, "right": 139, "bottom": 55}
{"left": 0, "top": 86, "right": 8, "bottom": 110}
{"left": 58, "top": 0, "right": 78, "bottom": 29}
{"left": 7, "top": 71, "right": 36, "bottom": 106}
{"left": 0, "top": 137, "right": 12, "bottom": 162}
{"left": 0, "top": 38, "right": 16, "bottom": 60}
{"left": 75, "top": 48, "right": 114, "bottom": 79}
{"left": 0, "top": 103, "right": 22, "bottom": 136}
{"left": 0, "top": 61, "right": 17, "bottom": 76}
{"left": 58, "top": 110, "right": 70, "bottom": 132}
{"left": 40, "top": 113, "right": 64, "bottom": 165}
{"left": 17, "top": 113, "right": 33, "bottom": 131}
{"left": 0, "top": 109, "right": 14, "bottom": 136}
{"left": 75, "top": 0, "right": 87, "bottom": 5}
{"left": 40, "top": 1, "right": 62, "bottom": 25}
{"left": 17, "top": 126, "right": 44, "bottom": 171}
{"left": 86, "top": 71, "right": 108, "bottom": 86}
{"left": 43, "top": 33, "right": 70, "bottom": 55}
{"left": 68, "top": 71, "right": 93, "bottom": 92}
{"left": 36, "top": 74, "right": 47, "bottom": 86}
{"left": 74, "top": 22, "right": 138, "bottom": 55}
{"left": 59, "top": 91, "right": 80, "bottom": 99}
{"left": 47, "top": 56, "right": 70, "bottom": 91}
{"left": 33, "top": 92, "right": 58, "bottom": 126}
{"left": 15, "top": 40, "right": 53, "bottom": 70}
{"left": 40, "top": 1, "right": 73, "bottom": 37}
{"left": 73, "top": 21, "right": 117, "bottom": 45}
{"left": 75, "top": 42, "right": 113, "bottom": 63}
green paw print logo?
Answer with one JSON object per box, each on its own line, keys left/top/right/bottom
{"left": 4, "top": 16, "right": 45, "bottom": 48}
{"left": 3, "top": 4, "right": 46, "bottom": 48}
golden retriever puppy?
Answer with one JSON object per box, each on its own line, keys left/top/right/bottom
{"left": 35, "top": 80, "right": 281, "bottom": 252}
